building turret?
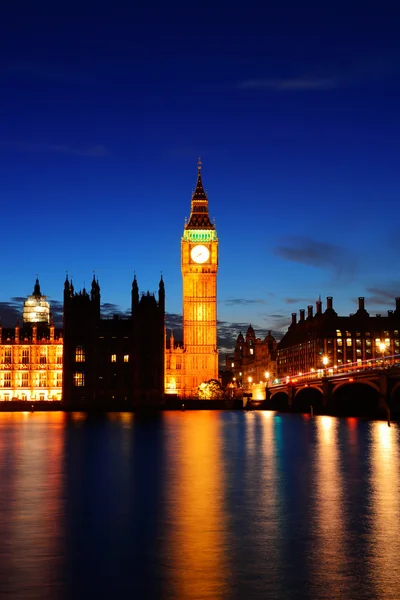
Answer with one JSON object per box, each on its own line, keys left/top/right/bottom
{"left": 91, "top": 274, "right": 101, "bottom": 321}
{"left": 131, "top": 275, "right": 139, "bottom": 313}
{"left": 158, "top": 274, "right": 165, "bottom": 313}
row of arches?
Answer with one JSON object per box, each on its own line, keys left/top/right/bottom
{"left": 268, "top": 382, "right": 400, "bottom": 418}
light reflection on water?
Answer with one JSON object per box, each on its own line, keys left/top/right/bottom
{"left": 0, "top": 411, "right": 400, "bottom": 599}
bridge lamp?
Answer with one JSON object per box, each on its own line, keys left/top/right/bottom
{"left": 264, "top": 371, "right": 270, "bottom": 390}
{"left": 248, "top": 376, "right": 252, "bottom": 384}
{"left": 322, "top": 355, "right": 329, "bottom": 376}
{"left": 379, "top": 342, "right": 386, "bottom": 367}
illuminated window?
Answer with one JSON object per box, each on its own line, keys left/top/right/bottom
{"left": 4, "top": 373, "right": 11, "bottom": 388}
{"left": 231, "top": 362, "right": 234, "bottom": 368}
{"left": 346, "top": 339, "right": 352, "bottom": 347}
{"left": 39, "top": 372, "right": 47, "bottom": 387}
{"left": 111, "top": 354, "right": 117, "bottom": 363}
{"left": 56, "top": 372, "right": 62, "bottom": 387}
{"left": 124, "top": 355, "right": 129, "bottom": 363}
{"left": 56, "top": 348, "right": 63, "bottom": 364}
{"left": 75, "top": 346, "right": 85, "bottom": 363}
{"left": 73, "top": 373, "right": 85, "bottom": 387}
{"left": 249, "top": 348, "right": 254, "bottom": 355}
{"left": 22, "top": 373, "right": 28, "bottom": 387}
{"left": 336, "top": 330, "right": 342, "bottom": 337}
{"left": 346, "top": 331, "right": 351, "bottom": 337}
{"left": 40, "top": 347, "right": 47, "bottom": 364}
{"left": 22, "top": 348, "right": 29, "bottom": 364}
{"left": 356, "top": 339, "right": 361, "bottom": 347}
{"left": 366, "top": 339, "right": 371, "bottom": 346}
{"left": 337, "top": 339, "right": 343, "bottom": 346}
{"left": 4, "top": 348, "right": 11, "bottom": 364}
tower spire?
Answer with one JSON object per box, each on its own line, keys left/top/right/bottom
{"left": 186, "top": 159, "right": 214, "bottom": 229}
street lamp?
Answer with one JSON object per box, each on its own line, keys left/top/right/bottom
{"left": 379, "top": 342, "right": 386, "bottom": 368}
{"left": 322, "top": 355, "right": 329, "bottom": 376}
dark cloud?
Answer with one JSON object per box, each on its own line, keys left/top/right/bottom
{"left": 364, "top": 285, "right": 400, "bottom": 309}
{"left": 284, "top": 297, "right": 312, "bottom": 305}
{"left": 224, "top": 298, "right": 266, "bottom": 306}
{"left": 274, "top": 236, "right": 353, "bottom": 278}
{"left": 101, "top": 303, "right": 130, "bottom": 319}
{"left": 0, "top": 300, "right": 21, "bottom": 326}
{"left": 166, "top": 313, "right": 183, "bottom": 341}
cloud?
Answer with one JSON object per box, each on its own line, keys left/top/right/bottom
{"left": 365, "top": 285, "right": 400, "bottom": 309}
{"left": 0, "top": 297, "right": 64, "bottom": 327}
{"left": 0, "top": 141, "right": 108, "bottom": 157}
{"left": 224, "top": 298, "right": 266, "bottom": 306}
{"left": 101, "top": 303, "right": 130, "bottom": 319}
{"left": 274, "top": 236, "right": 353, "bottom": 278}
{"left": 237, "top": 76, "right": 337, "bottom": 91}
{"left": 284, "top": 297, "right": 312, "bottom": 305}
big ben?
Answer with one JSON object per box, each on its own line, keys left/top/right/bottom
{"left": 181, "top": 159, "right": 218, "bottom": 395}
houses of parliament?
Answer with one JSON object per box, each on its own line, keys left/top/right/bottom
{"left": 0, "top": 162, "right": 219, "bottom": 406}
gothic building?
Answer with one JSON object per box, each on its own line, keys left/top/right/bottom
{"left": 165, "top": 160, "right": 218, "bottom": 397}
{"left": 62, "top": 274, "right": 165, "bottom": 409}
{"left": 277, "top": 296, "right": 400, "bottom": 377}
{"left": 0, "top": 279, "right": 63, "bottom": 402}
{"left": 226, "top": 326, "right": 278, "bottom": 394}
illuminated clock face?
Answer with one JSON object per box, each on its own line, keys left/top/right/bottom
{"left": 190, "top": 244, "right": 210, "bottom": 264}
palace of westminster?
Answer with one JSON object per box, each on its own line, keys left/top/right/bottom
{"left": 1, "top": 163, "right": 400, "bottom": 406}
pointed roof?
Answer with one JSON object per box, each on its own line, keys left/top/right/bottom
{"left": 33, "top": 277, "right": 41, "bottom": 296}
{"left": 185, "top": 158, "right": 214, "bottom": 230}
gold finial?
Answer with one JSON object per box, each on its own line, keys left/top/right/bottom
{"left": 197, "top": 157, "right": 202, "bottom": 171}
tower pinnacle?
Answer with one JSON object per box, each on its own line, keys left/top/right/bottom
{"left": 186, "top": 160, "right": 214, "bottom": 229}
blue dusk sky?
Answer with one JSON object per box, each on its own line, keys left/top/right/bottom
{"left": 1, "top": 2, "right": 400, "bottom": 353}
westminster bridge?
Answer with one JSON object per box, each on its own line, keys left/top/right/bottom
{"left": 262, "top": 363, "right": 400, "bottom": 417}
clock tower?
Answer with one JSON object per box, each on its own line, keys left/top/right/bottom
{"left": 181, "top": 159, "right": 218, "bottom": 395}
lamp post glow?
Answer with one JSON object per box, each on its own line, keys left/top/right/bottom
{"left": 322, "top": 355, "right": 329, "bottom": 376}
{"left": 379, "top": 342, "right": 386, "bottom": 368}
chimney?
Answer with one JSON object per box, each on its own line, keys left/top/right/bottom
{"left": 358, "top": 297, "right": 365, "bottom": 311}
{"left": 326, "top": 296, "right": 333, "bottom": 310}
{"left": 307, "top": 305, "right": 313, "bottom": 319}
{"left": 316, "top": 298, "right": 322, "bottom": 314}
{"left": 291, "top": 312, "right": 297, "bottom": 325}
{"left": 299, "top": 309, "right": 305, "bottom": 321}
{"left": 388, "top": 310, "right": 393, "bottom": 317}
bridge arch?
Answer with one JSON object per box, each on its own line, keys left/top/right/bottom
{"left": 267, "top": 390, "right": 289, "bottom": 411}
{"left": 331, "top": 381, "right": 380, "bottom": 417}
{"left": 293, "top": 385, "right": 323, "bottom": 413}
{"left": 332, "top": 379, "right": 379, "bottom": 395}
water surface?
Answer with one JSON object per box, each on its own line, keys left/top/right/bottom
{"left": 0, "top": 411, "right": 399, "bottom": 599}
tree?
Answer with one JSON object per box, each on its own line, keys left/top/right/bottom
{"left": 197, "top": 379, "right": 224, "bottom": 400}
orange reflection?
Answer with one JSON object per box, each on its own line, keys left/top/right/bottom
{"left": 312, "top": 416, "right": 346, "bottom": 597}
{"left": 0, "top": 412, "right": 65, "bottom": 597}
{"left": 163, "top": 412, "right": 228, "bottom": 599}
{"left": 369, "top": 422, "right": 400, "bottom": 598}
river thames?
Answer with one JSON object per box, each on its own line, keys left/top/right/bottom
{"left": 0, "top": 410, "right": 399, "bottom": 599}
